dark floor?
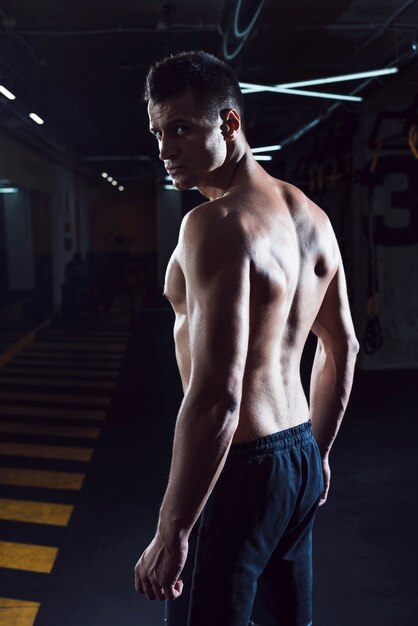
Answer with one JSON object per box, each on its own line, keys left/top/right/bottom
{"left": 0, "top": 300, "right": 417, "bottom": 626}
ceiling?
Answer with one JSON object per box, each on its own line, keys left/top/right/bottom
{"left": 0, "top": 0, "right": 417, "bottom": 184}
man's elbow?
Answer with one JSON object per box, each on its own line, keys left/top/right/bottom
{"left": 348, "top": 334, "right": 360, "bottom": 358}
{"left": 321, "top": 332, "right": 360, "bottom": 360}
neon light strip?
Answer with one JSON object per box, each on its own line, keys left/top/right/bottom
{"left": 240, "top": 82, "right": 362, "bottom": 102}
{"left": 254, "top": 155, "right": 273, "bottom": 161}
{"left": 279, "top": 67, "right": 398, "bottom": 88}
{"left": 251, "top": 144, "right": 282, "bottom": 153}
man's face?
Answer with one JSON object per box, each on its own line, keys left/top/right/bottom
{"left": 148, "top": 90, "right": 227, "bottom": 190}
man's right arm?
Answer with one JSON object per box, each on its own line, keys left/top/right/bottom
{"left": 310, "top": 244, "right": 360, "bottom": 504}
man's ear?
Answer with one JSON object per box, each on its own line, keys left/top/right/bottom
{"left": 220, "top": 109, "right": 241, "bottom": 140}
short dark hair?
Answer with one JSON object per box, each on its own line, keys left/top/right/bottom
{"left": 143, "top": 50, "right": 244, "bottom": 124}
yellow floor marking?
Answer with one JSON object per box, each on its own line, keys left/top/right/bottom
{"left": 0, "top": 498, "right": 73, "bottom": 526}
{"left": 0, "top": 467, "right": 84, "bottom": 490}
{"left": 0, "top": 442, "right": 93, "bottom": 462}
{"left": 0, "top": 421, "right": 100, "bottom": 439}
{"left": 0, "top": 406, "right": 105, "bottom": 421}
{"left": 0, "top": 541, "right": 58, "bottom": 573}
{"left": 0, "top": 377, "right": 115, "bottom": 390}
{"left": 1, "top": 367, "right": 119, "bottom": 379}
{"left": 0, "top": 596, "right": 40, "bottom": 626}
{"left": 30, "top": 342, "right": 126, "bottom": 352}
{"left": 0, "top": 319, "right": 50, "bottom": 369}
{"left": 0, "top": 392, "right": 110, "bottom": 406}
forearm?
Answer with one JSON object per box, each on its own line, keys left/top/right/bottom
{"left": 157, "top": 389, "right": 239, "bottom": 546}
{"left": 309, "top": 338, "right": 358, "bottom": 458}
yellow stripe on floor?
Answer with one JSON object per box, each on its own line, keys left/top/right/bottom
{"left": 0, "top": 467, "right": 84, "bottom": 490}
{"left": 0, "top": 406, "right": 105, "bottom": 421}
{"left": 1, "top": 367, "right": 119, "bottom": 379}
{"left": 0, "top": 499, "right": 73, "bottom": 526}
{"left": 0, "top": 596, "right": 40, "bottom": 626}
{"left": 0, "top": 442, "right": 93, "bottom": 462}
{"left": 0, "top": 541, "right": 58, "bottom": 573}
{"left": 0, "top": 421, "right": 100, "bottom": 439}
{"left": 0, "top": 392, "right": 110, "bottom": 407}
{"left": 0, "top": 377, "right": 115, "bottom": 390}
{"left": 30, "top": 341, "right": 126, "bottom": 352}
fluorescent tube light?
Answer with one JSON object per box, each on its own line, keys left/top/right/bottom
{"left": 279, "top": 67, "right": 399, "bottom": 89}
{"left": 252, "top": 144, "right": 282, "bottom": 153}
{"left": 0, "top": 187, "right": 19, "bottom": 193}
{"left": 29, "top": 113, "right": 44, "bottom": 125}
{"left": 240, "top": 82, "right": 362, "bottom": 102}
{"left": 0, "top": 85, "right": 16, "bottom": 100}
{"left": 254, "top": 155, "right": 273, "bottom": 161}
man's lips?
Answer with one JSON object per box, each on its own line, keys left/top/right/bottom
{"left": 166, "top": 166, "right": 184, "bottom": 175}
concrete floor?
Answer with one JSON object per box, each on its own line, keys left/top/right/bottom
{"left": 1, "top": 302, "right": 417, "bottom": 625}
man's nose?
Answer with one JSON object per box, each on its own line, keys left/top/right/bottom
{"left": 159, "top": 134, "right": 178, "bottom": 161}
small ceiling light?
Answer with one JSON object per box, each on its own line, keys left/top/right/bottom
{"left": 29, "top": 113, "right": 44, "bottom": 125}
{"left": 254, "top": 155, "right": 273, "bottom": 161}
{"left": 111, "top": 180, "right": 117, "bottom": 186}
{"left": 0, "top": 85, "right": 16, "bottom": 100}
{"left": 0, "top": 187, "right": 19, "bottom": 193}
{"left": 101, "top": 172, "right": 108, "bottom": 178}
{"left": 107, "top": 176, "right": 113, "bottom": 182}
{"left": 252, "top": 144, "right": 282, "bottom": 153}
{"left": 118, "top": 186, "right": 124, "bottom": 191}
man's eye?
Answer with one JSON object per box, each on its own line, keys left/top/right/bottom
{"left": 176, "top": 126, "right": 187, "bottom": 135}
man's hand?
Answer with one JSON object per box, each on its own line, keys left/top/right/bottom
{"left": 134, "top": 532, "right": 188, "bottom": 601}
{"left": 318, "top": 457, "right": 331, "bottom": 506}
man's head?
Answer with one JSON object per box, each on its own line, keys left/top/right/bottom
{"left": 144, "top": 51, "right": 245, "bottom": 192}
{"left": 143, "top": 50, "right": 244, "bottom": 126}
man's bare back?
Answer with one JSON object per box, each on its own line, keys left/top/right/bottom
{"left": 136, "top": 51, "right": 359, "bottom": 612}
{"left": 164, "top": 175, "right": 339, "bottom": 443}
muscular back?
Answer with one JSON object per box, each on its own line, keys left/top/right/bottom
{"left": 164, "top": 177, "right": 339, "bottom": 442}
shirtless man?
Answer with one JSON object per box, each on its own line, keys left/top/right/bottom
{"left": 134, "top": 51, "right": 359, "bottom": 626}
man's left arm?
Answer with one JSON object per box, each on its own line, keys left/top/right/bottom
{"left": 134, "top": 208, "right": 251, "bottom": 601}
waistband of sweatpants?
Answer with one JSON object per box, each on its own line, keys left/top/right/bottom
{"left": 228, "top": 419, "right": 314, "bottom": 458}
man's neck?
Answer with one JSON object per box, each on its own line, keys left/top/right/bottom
{"left": 197, "top": 140, "right": 261, "bottom": 201}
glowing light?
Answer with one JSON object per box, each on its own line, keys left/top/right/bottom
{"left": 240, "top": 82, "right": 362, "bottom": 102}
{"left": 118, "top": 186, "right": 124, "bottom": 191}
{"left": 101, "top": 172, "right": 108, "bottom": 178}
{"left": 111, "top": 180, "right": 117, "bottom": 186}
{"left": 251, "top": 144, "right": 282, "bottom": 153}
{"left": 279, "top": 67, "right": 399, "bottom": 89}
{"left": 0, "top": 85, "right": 16, "bottom": 100}
{"left": 254, "top": 155, "right": 273, "bottom": 161}
{"left": 29, "top": 113, "right": 44, "bottom": 125}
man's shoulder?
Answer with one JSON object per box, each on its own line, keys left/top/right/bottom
{"left": 181, "top": 198, "right": 247, "bottom": 237}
